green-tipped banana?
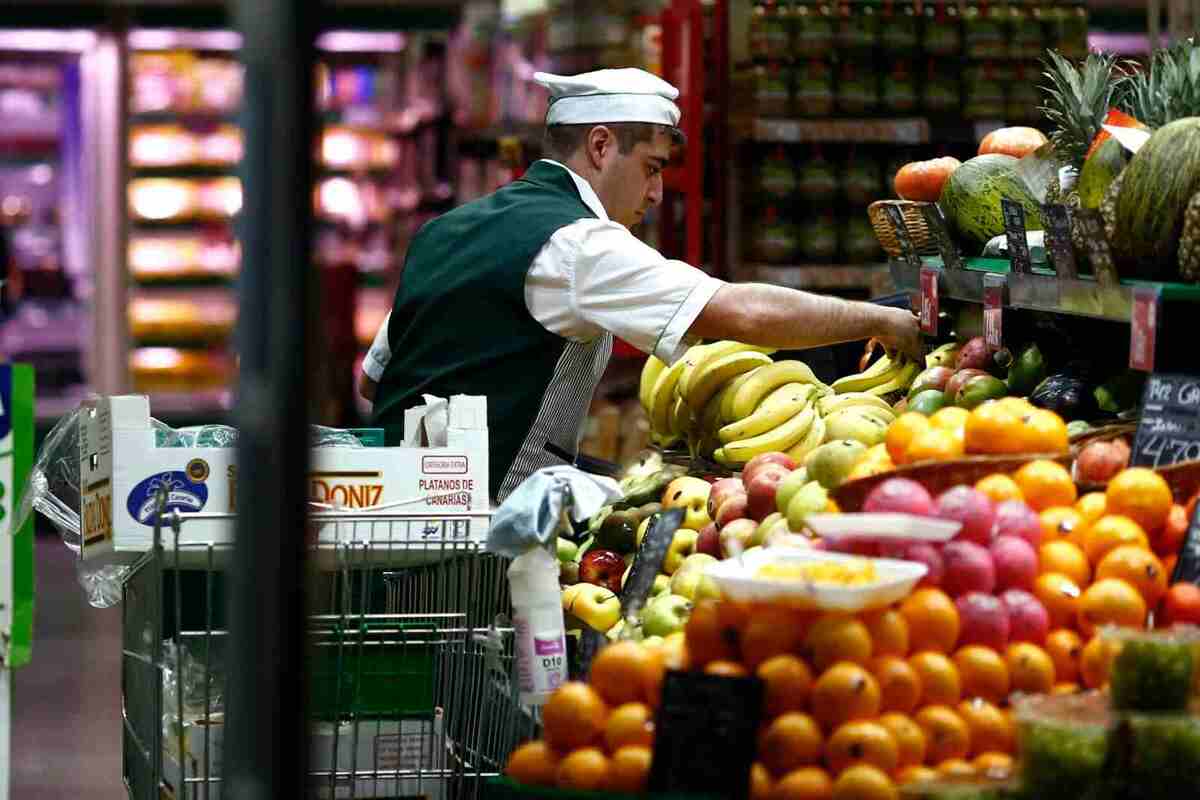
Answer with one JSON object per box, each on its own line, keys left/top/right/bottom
{"left": 648, "top": 358, "right": 688, "bottom": 435}
{"left": 730, "top": 360, "right": 829, "bottom": 420}
{"left": 785, "top": 414, "right": 826, "bottom": 463}
{"left": 817, "top": 392, "right": 898, "bottom": 418}
{"left": 685, "top": 350, "right": 775, "bottom": 412}
{"left": 864, "top": 358, "right": 920, "bottom": 396}
{"left": 720, "top": 368, "right": 764, "bottom": 423}
{"left": 718, "top": 383, "right": 818, "bottom": 444}
{"left": 639, "top": 355, "right": 667, "bottom": 413}
{"left": 679, "top": 340, "right": 775, "bottom": 399}
{"left": 925, "top": 342, "right": 961, "bottom": 370}
{"left": 831, "top": 352, "right": 901, "bottom": 393}
{"left": 721, "top": 406, "right": 817, "bottom": 464}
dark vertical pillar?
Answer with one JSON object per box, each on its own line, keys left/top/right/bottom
{"left": 225, "top": 2, "right": 315, "bottom": 798}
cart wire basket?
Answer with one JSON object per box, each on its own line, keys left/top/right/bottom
{"left": 121, "top": 504, "right": 537, "bottom": 800}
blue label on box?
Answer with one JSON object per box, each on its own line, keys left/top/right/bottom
{"left": 126, "top": 470, "right": 209, "bottom": 526}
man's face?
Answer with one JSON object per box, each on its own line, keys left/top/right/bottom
{"left": 592, "top": 128, "right": 673, "bottom": 229}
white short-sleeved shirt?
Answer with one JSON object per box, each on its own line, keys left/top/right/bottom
{"left": 361, "top": 159, "right": 725, "bottom": 382}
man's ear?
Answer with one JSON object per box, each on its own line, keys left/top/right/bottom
{"left": 586, "top": 125, "right": 613, "bottom": 169}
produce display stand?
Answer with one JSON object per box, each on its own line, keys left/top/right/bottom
{"left": 484, "top": 778, "right": 719, "bottom": 799}
{"left": 121, "top": 504, "right": 532, "bottom": 800}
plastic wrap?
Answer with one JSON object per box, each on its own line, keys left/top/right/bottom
{"left": 310, "top": 425, "right": 364, "bottom": 448}
{"left": 173, "top": 424, "right": 239, "bottom": 448}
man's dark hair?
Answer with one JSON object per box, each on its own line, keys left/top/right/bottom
{"left": 542, "top": 122, "right": 684, "bottom": 161}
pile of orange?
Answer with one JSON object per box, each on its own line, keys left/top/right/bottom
{"left": 885, "top": 407, "right": 970, "bottom": 468}
{"left": 881, "top": 400, "right": 1069, "bottom": 470}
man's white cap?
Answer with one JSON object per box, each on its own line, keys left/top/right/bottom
{"left": 534, "top": 68, "right": 681, "bottom": 128}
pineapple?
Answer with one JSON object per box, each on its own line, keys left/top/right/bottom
{"left": 1122, "top": 39, "right": 1200, "bottom": 129}
{"left": 1040, "top": 51, "right": 1126, "bottom": 171}
{"left": 1180, "top": 192, "right": 1200, "bottom": 282}
{"left": 1100, "top": 170, "right": 1124, "bottom": 242}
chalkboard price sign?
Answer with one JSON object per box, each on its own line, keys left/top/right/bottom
{"left": 620, "top": 508, "right": 683, "bottom": 618}
{"left": 1173, "top": 504, "right": 1200, "bottom": 585}
{"left": 1001, "top": 199, "right": 1032, "bottom": 274}
{"left": 884, "top": 204, "right": 923, "bottom": 268}
{"left": 1131, "top": 374, "right": 1200, "bottom": 469}
{"left": 920, "top": 203, "right": 964, "bottom": 270}
{"left": 1042, "top": 204, "right": 1079, "bottom": 278}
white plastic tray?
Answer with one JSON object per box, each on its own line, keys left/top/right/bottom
{"left": 706, "top": 548, "right": 928, "bottom": 612}
{"left": 803, "top": 513, "right": 961, "bottom": 543}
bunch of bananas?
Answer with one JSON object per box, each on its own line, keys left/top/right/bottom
{"left": 829, "top": 351, "right": 920, "bottom": 396}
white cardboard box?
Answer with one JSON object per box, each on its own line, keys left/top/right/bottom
{"left": 78, "top": 395, "right": 490, "bottom": 556}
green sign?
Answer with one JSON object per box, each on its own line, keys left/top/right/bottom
{"left": 0, "top": 364, "right": 34, "bottom": 668}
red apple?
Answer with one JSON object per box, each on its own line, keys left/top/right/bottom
{"left": 720, "top": 518, "right": 758, "bottom": 558}
{"left": 714, "top": 493, "right": 750, "bottom": 528}
{"left": 695, "top": 522, "right": 722, "bottom": 558}
{"left": 707, "top": 477, "right": 746, "bottom": 518}
{"left": 745, "top": 464, "right": 791, "bottom": 522}
{"left": 579, "top": 549, "right": 626, "bottom": 593}
{"left": 742, "top": 452, "right": 797, "bottom": 485}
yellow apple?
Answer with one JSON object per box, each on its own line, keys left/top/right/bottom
{"left": 662, "top": 476, "right": 713, "bottom": 530}
{"left": 661, "top": 528, "right": 700, "bottom": 575}
{"left": 561, "top": 583, "right": 621, "bottom": 632}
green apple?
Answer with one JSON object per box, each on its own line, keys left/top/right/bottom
{"left": 662, "top": 528, "right": 700, "bottom": 575}
{"left": 752, "top": 512, "right": 784, "bottom": 547}
{"left": 557, "top": 537, "right": 578, "bottom": 563}
{"left": 786, "top": 480, "right": 829, "bottom": 532}
{"left": 642, "top": 593, "right": 692, "bottom": 637}
{"left": 642, "top": 635, "right": 665, "bottom": 649}
{"left": 676, "top": 552, "right": 719, "bottom": 574}
{"left": 561, "top": 583, "right": 622, "bottom": 632}
{"left": 775, "top": 469, "right": 811, "bottom": 516}
{"left": 662, "top": 476, "right": 713, "bottom": 530}
{"left": 652, "top": 574, "right": 671, "bottom": 596}
{"left": 670, "top": 567, "right": 721, "bottom": 601}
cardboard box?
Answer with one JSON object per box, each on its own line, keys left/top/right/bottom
{"left": 79, "top": 395, "right": 490, "bottom": 556}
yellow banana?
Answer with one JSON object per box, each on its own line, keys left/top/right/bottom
{"left": 650, "top": 430, "right": 681, "bottom": 448}
{"left": 695, "top": 389, "right": 727, "bottom": 459}
{"left": 786, "top": 414, "right": 826, "bottom": 462}
{"left": 721, "top": 406, "right": 817, "bottom": 464}
{"left": 638, "top": 355, "right": 667, "bottom": 412}
{"left": 730, "top": 360, "right": 828, "bottom": 420}
{"left": 817, "top": 392, "right": 897, "bottom": 418}
{"left": 865, "top": 358, "right": 920, "bottom": 397}
{"left": 685, "top": 350, "right": 775, "bottom": 412}
{"left": 669, "top": 395, "right": 691, "bottom": 437}
{"left": 832, "top": 353, "right": 901, "bottom": 394}
{"left": 648, "top": 358, "right": 688, "bottom": 435}
{"left": 718, "top": 383, "right": 818, "bottom": 444}
{"left": 675, "top": 343, "right": 710, "bottom": 401}
{"left": 720, "top": 367, "right": 764, "bottom": 423}
{"left": 679, "top": 340, "right": 774, "bottom": 399}
{"left": 856, "top": 406, "right": 898, "bottom": 427}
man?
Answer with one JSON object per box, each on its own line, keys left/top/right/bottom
{"left": 361, "top": 68, "right": 920, "bottom": 502}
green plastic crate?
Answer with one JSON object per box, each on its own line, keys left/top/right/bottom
{"left": 308, "top": 620, "right": 439, "bottom": 720}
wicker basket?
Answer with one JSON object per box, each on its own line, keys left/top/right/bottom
{"left": 868, "top": 200, "right": 941, "bottom": 259}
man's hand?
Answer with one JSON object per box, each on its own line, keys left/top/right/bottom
{"left": 357, "top": 372, "right": 378, "bottom": 404}
{"left": 876, "top": 307, "right": 923, "bottom": 362}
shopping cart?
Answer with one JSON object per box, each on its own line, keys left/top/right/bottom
{"left": 121, "top": 501, "right": 536, "bottom": 800}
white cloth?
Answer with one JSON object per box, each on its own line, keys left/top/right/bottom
{"left": 361, "top": 160, "right": 724, "bottom": 382}
{"left": 534, "top": 68, "right": 681, "bottom": 127}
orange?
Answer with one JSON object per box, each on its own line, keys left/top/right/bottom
{"left": 1004, "top": 643, "right": 1056, "bottom": 694}
{"left": 750, "top": 762, "right": 774, "bottom": 800}
{"left": 1044, "top": 629, "right": 1084, "bottom": 683}
{"left": 684, "top": 599, "right": 739, "bottom": 667}
{"left": 964, "top": 400, "right": 1025, "bottom": 456}
{"left": 555, "top": 747, "right": 609, "bottom": 791}
{"left": 1162, "top": 582, "right": 1200, "bottom": 626}
{"left": 825, "top": 720, "right": 900, "bottom": 775}
{"left": 906, "top": 427, "right": 964, "bottom": 463}
{"left": 831, "top": 764, "right": 897, "bottom": 800}
{"left": 1014, "top": 460, "right": 1077, "bottom": 512}
{"left": 1077, "top": 578, "right": 1148, "bottom": 637}
{"left": 608, "top": 745, "right": 653, "bottom": 793}
{"left": 1040, "top": 506, "right": 1084, "bottom": 543}
{"left": 760, "top": 712, "right": 824, "bottom": 777}
{"left": 604, "top": 702, "right": 655, "bottom": 752}
{"left": 861, "top": 607, "right": 910, "bottom": 658}
{"left": 952, "top": 645, "right": 1010, "bottom": 705}
{"left": 936, "top": 758, "right": 977, "bottom": 779}
{"left": 641, "top": 645, "right": 668, "bottom": 709}
{"left": 1080, "top": 635, "right": 1122, "bottom": 689}
{"left": 956, "top": 698, "right": 1013, "bottom": 755}
{"left": 887, "top": 412, "right": 932, "bottom": 466}
{"left": 915, "top": 705, "right": 971, "bottom": 763}
{"left": 1106, "top": 468, "right": 1173, "bottom": 534}
{"left": 1084, "top": 515, "right": 1149, "bottom": 566}
{"left": 1052, "top": 682, "right": 1081, "bottom": 695}
{"left": 1075, "top": 492, "right": 1108, "bottom": 527}
{"left": 707, "top": 659, "right": 751, "bottom": 677}
{"left": 1033, "top": 572, "right": 1083, "bottom": 629}
{"left": 974, "top": 474, "right": 1025, "bottom": 505}
{"left": 1039, "top": 540, "right": 1091, "bottom": 586}
{"left": 973, "top": 752, "right": 1014, "bottom": 779}
{"left": 1016, "top": 408, "right": 1069, "bottom": 455}
{"left": 900, "top": 588, "right": 961, "bottom": 654}
{"left": 743, "top": 605, "right": 808, "bottom": 670}
{"left": 803, "top": 614, "right": 874, "bottom": 672}
{"left": 908, "top": 651, "right": 962, "bottom": 706}
{"left": 871, "top": 656, "right": 923, "bottom": 714}
{"left": 811, "top": 662, "right": 882, "bottom": 731}
{"left": 1096, "top": 546, "right": 1168, "bottom": 608}
{"left": 773, "top": 767, "right": 834, "bottom": 800}
{"left": 879, "top": 712, "right": 927, "bottom": 768}
{"left": 849, "top": 459, "right": 895, "bottom": 482}
{"left": 542, "top": 682, "right": 608, "bottom": 752}
{"left": 1163, "top": 554, "right": 1179, "bottom": 581}
{"left": 505, "top": 740, "right": 560, "bottom": 787}
{"left": 895, "top": 765, "right": 939, "bottom": 785}
{"left": 590, "top": 641, "right": 660, "bottom": 706}
{"left": 1153, "top": 504, "right": 1189, "bottom": 558}
{"left": 759, "top": 654, "right": 815, "bottom": 719}
{"left": 929, "top": 406, "right": 970, "bottom": 433}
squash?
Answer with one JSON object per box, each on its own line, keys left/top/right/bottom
{"left": 978, "top": 127, "right": 1049, "bottom": 159}
{"left": 893, "top": 156, "right": 961, "bottom": 202}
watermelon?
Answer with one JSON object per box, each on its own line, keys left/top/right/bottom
{"left": 1112, "top": 118, "right": 1200, "bottom": 280}
{"left": 1077, "top": 137, "right": 1127, "bottom": 210}
{"left": 938, "top": 154, "right": 1045, "bottom": 251}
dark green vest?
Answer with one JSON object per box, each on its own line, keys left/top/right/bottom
{"left": 373, "top": 161, "right": 610, "bottom": 500}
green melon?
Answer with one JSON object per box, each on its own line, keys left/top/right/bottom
{"left": 1077, "top": 137, "right": 1128, "bottom": 210}
{"left": 938, "top": 154, "right": 1045, "bottom": 251}
{"left": 1112, "top": 117, "right": 1200, "bottom": 280}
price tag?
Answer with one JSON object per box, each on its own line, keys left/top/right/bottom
{"left": 1074, "top": 209, "right": 1120, "bottom": 287}
{"left": 1001, "top": 199, "right": 1032, "bottom": 274}
{"left": 920, "top": 203, "right": 963, "bottom": 270}
{"left": 919, "top": 266, "right": 939, "bottom": 336}
{"left": 1129, "top": 285, "right": 1161, "bottom": 372}
{"left": 884, "top": 204, "right": 922, "bottom": 268}
{"left": 649, "top": 671, "right": 764, "bottom": 798}
{"left": 1042, "top": 204, "right": 1078, "bottom": 278}
{"left": 620, "top": 508, "right": 683, "bottom": 618}
{"left": 1130, "top": 373, "right": 1200, "bottom": 469}
{"left": 983, "top": 273, "right": 1006, "bottom": 350}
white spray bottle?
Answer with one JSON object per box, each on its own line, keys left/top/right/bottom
{"left": 508, "top": 541, "right": 568, "bottom": 707}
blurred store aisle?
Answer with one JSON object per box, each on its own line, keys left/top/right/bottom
{"left": 13, "top": 536, "right": 124, "bottom": 799}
